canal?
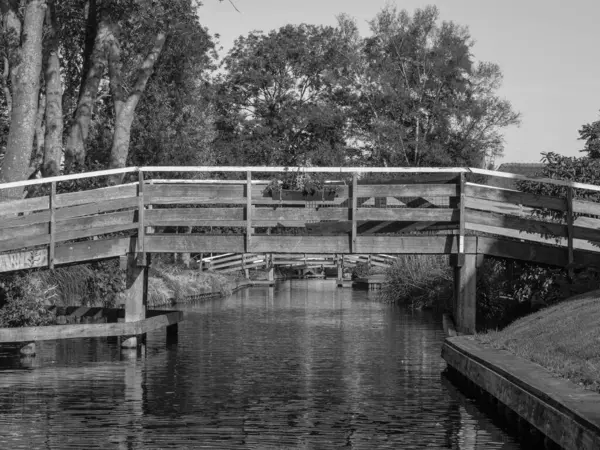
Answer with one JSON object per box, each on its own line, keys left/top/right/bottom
{"left": 0, "top": 280, "right": 524, "bottom": 449}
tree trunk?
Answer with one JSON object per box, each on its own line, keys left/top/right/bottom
{"left": 42, "top": 0, "right": 63, "bottom": 177}
{"left": 0, "top": 0, "right": 46, "bottom": 198}
{"left": 63, "top": 16, "right": 109, "bottom": 170}
{"left": 107, "top": 31, "right": 166, "bottom": 185}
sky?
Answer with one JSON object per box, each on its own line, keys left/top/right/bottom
{"left": 200, "top": 0, "right": 600, "bottom": 164}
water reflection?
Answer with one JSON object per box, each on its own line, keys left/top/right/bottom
{"left": 0, "top": 280, "right": 522, "bottom": 449}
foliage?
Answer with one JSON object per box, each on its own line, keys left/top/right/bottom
{"left": 381, "top": 255, "right": 452, "bottom": 308}
{"left": 579, "top": 113, "right": 600, "bottom": 158}
{"left": 214, "top": 24, "right": 353, "bottom": 167}
{"left": 336, "top": 6, "right": 520, "bottom": 168}
{"left": 0, "top": 273, "right": 56, "bottom": 327}
{"left": 351, "top": 262, "right": 379, "bottom": 279}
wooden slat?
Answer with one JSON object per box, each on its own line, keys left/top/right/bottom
{"left": 254, "top": 208, "right": 348, "bottom": 222}
{"left": 476, "top": 237, "right": 594, "bottom": 267}
{"left": 55, "top": 183, "right": 138, "bottom": 208}
{"left": 145, "top": 184, "right": 244, "bottom": 204}
{"left": 465, "top": 196, "right": 535, "bottom": 217}
{"left": 352, "top": 174, "right": 358, "bottom": 252}
{"left": 55, "top": 196, "right": 139, "bottom": 220}
{"left": 250, "top": 235, "right": 477, "bottom": 254}
{"left": 57, "top": 209, "right": 137, "bottom": 230}
{"left": 0, "top": 195, "right": 49, "bottom": 217}
{"left": 0, "top": 311, "right": 183, "bottom": 343}
{"left": 0, "top": 210, "right": 137, "bottom": 251}
{"left": 0, "top": 236, "right": 134, "bottom": 273}
{"left": 54, "top": 223, "right": 137, "bottom": 244}
{"left": 146, "top": 208, "right": 244, "bottom": 224}
{"left": 0, "top": 210, "right": 50, "bottom": 227}
{"left": 467, "top": 223, "right": 600, "bottom": 253}
{"left": 466, "top": 222, "right": 566, "bottom": 247}
{"left": 207, "top": 253, "right": 244, "bottom": 264}
{"left": 0, "top": 247, "right": 48, "bottom": 272}
{"left": 0, "top": 221, "right": 48, "bottom": 241}
{"left": 145, "top": 235, "right": 245, "bottom": 253}
{"left": 0, "top": 232, "right": 50, "bottom": 253}
{"left": 54, "top": 236, "right": 134, "bottom": 265}
{"left": 356, "top": 184, "right": 457, "bottom": 197}
{"left": 466, "top": 209, "right": 567, "bottom": 239}
{"left": 355, "top": 208, "right": 458, "bottom": 222}
{"left": 465, "top": 183, "right": 566, "bottom": 212}
{"left": 572, "top": 198, "right": 600, "bottom": 216}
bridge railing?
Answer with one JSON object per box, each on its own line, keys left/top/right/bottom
{"left": 2, "top": 166, "right": 600, "bottom": 273}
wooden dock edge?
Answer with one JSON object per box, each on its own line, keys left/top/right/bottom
{"left": 0, "top": 310, "right": 184, "bottom": 343}
{"left": 442, "top": 336, "right": 600, "bottom": 450}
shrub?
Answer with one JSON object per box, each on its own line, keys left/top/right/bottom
{"left": 0, "top": 274, "right": 56, "bottom": 327}
{"left": 381, "top": 255, "right": 452, "bottom": 308}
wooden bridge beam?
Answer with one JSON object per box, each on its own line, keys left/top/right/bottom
{"left": 452, "top": 252, "right": 483, "bottom": 334}
{"left": 121, "top": 252, "right": 149, "bottom": 349}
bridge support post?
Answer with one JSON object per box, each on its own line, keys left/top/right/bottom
{"left": 451, "top": 253, "right": 481, "bottom": 334}
{"left": 267, "top": 254, "right": 274, "bottom": 283}
{"left": 121, "top": 252, "right": 149, "bottom": 350}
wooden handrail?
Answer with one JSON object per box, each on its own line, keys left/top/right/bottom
{"left": 2, "top": 165, "right": 600, "bottom": 194}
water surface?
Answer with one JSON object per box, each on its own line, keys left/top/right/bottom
{"left": 0, "top": 280, "right": 523, "bottom": 449}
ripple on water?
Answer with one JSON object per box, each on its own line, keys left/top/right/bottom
{"left": 0, "top": 280, "right": 523, "bottom": 449}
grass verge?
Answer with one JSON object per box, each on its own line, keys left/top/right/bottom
{"left": 475, "top": 289, "right": 600, "bottom": 393}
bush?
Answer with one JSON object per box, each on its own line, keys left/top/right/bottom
{"left": 0, "top": 274, "right": 56, "bottom": 327}
{"left": 381, "top": 255, "right": 452, "bottom": 308}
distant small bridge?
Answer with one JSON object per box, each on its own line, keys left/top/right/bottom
{"left": 200, "top": 252, "right": 396, "bottom": 276}
{"left": 1, "top": 165, "right": 599, "bottom": 345}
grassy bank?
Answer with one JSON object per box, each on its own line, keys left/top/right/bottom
{"left": 475, "top": 290, "right": 600, "bottom": 393}
{"left": 147, "top": 260, "right": 237, "bottom": 307}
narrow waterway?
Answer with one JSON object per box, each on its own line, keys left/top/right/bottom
{"left": 0, "top": 280, "right": 523, "bottom": 449}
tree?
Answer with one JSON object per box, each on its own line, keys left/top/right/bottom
{"left": 0, "top": 0, "right": 46, "bottom": 196}
{"left": 579, "top": 114, "right": 600, "bottom": 158}
{"left": 215, "top": 24, "right": 352, "bottom": 166}
{"left": 337, "top": 6, "right": 520, "bottom": 167}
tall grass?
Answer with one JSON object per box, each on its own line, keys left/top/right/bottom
{"left": 381, "top": 255, "right": 452, "bottom": 308}
{"left": 149, "top": 260, "right": 234, "bottom": 306}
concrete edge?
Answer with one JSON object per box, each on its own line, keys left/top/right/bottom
{"left": 442, "top": 336, "right": 600, "bottom": 450}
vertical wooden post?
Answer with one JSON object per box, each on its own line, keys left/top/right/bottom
{"left": 49, "top": 181, "right": 56, "bottom": 269}
{"left": 351, "top": 173, "right": 358, "bottom": 253}
{"left": 137, "top": 171, "right": 146, "bottom": 266}
{"left": 246, "top": 171, "right": 252, "bottom": 253}
{"left": 458, "top": 172, "right": 466, "bottom": 257}
{"left": 452, "top": 253, "right": 481, "bottom": 334}
{"left": 566, "top": 187, "right": 574, "bottom": 279}
{"left": 122, "top": 252, "right": 148, "bottom": 349}
{"left": 267, "top": 253, "right": 274, "bottom": 283}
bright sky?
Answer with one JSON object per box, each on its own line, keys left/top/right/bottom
{"left": 200, "top": 0, "right": 600, "bottom": 164}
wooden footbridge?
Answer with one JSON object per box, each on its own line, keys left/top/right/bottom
{"left": 200, "top": 252, "right": 396, "bottom": 275}
{"left": 1, "top": 165, "right": 600, "bottom": 346}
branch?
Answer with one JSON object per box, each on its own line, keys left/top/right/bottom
{"left": 226, "top": 0, "right": 240, "bottom": 13}
{"left": 129, "top": 31, "right": 166, "bottom": 102}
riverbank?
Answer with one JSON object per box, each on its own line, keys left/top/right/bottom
{"left": 475, "top": 289, "right": 600, "bottom": 393}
